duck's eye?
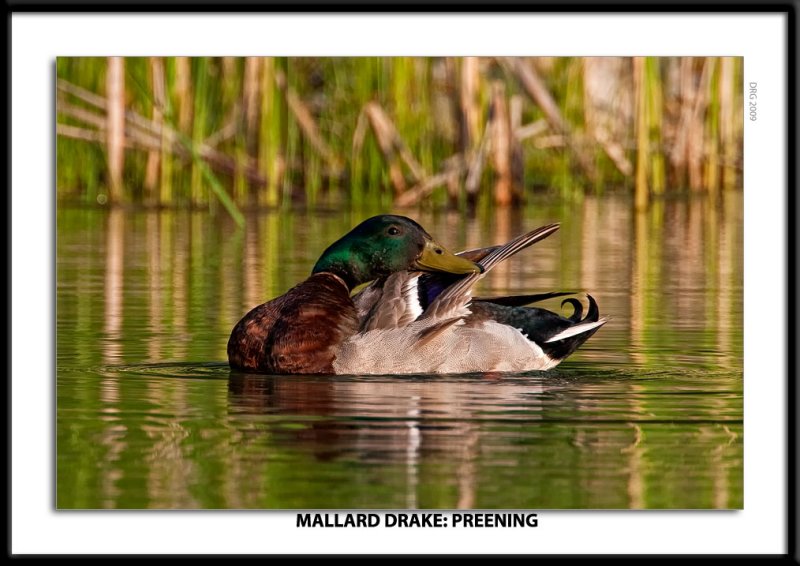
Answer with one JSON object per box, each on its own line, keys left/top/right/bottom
{"left": 387, "top": 226, "right": 401, "bottom": 236}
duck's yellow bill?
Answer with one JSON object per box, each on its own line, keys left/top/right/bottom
{"left": 414, "top": 240, "right": 483, "bottom": 274}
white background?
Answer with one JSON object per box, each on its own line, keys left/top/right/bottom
{"left": 11, "top": 13, "right": 788, "bottom": 555}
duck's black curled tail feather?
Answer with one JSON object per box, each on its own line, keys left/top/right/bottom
{"left": 540, "top": 295, "right": 606, "bottom": 361}
{"left": 469, "top": 294, "right": 607, "bottom": 364}
{"left": 561, "top": 297, "right": 584, "bottom": 322}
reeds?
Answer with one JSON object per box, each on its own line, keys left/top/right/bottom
{"left": 56, "top": 56, "right": 743, "bottom": 219}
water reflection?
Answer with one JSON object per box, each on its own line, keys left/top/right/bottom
{"left": 83, "top": 193, "right": 743, "bottom": 370}
{"left": 56, "top": 192, "right": 743, "bottom": 509}
{"left": 103, "top": 208, "right": 124, "bottom": 364}
{"left": 227, "top": 373, "right": 548, "bottom": 509}
{"left": 222, "top": 368, "right": 741, "bottom": 509}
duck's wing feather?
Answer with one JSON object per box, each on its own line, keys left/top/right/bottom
{"left": 415, "top": 226, "right": 558, "bottom": 308}
{"left": 359, "top": 272, "right": 422, "bottom": 331}
{"left": 455, "top": 245, "right": 502, "bottom": 262}
{"left": 419, "top": 223, "right": 562, "bottom": 322}
{"left": 352, "top": 279, "right": 384, "bottom": 321}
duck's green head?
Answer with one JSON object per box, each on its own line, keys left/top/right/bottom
{"left": 312, "top": 215, "right": 481, "bottom": 289}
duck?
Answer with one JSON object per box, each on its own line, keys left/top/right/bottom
{"left": 227, "top": 215, "right": 482, "bottom": 373}
{"left": 334, "top": 223, "right": 608, "bottom": 374}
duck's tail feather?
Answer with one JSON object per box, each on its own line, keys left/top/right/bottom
{"left": 539, "top": 295, "right": 607, "bottom": 361}
{"left": 468, "top": 294, "right": 606, "bottom": 363}
{"left": 560, "top": 297, "right": 584, "bottom": 322}
{"left": 544, "top": 318, "right": 607, "bottom": 343}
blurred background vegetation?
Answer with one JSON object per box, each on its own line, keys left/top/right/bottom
{"left": 56, "top": 56, "right": 743, "bottom": 224}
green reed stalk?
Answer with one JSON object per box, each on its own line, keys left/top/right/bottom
{"left": 259, "top": 57, "right": 282, "bottom": 208}
{"left": 190, "top": 58, "right": 210, "bottom": 207}
{"left": 705, "top": 57, "right": 720, "bottom": 193}
{"left": 634, "top": 57, "right": 649, "bottom": 210}
{"left": 220, "top": 57, "right": 246, "bottom": 205}
{"left": 645, "top": 57, "right": 665, "bottom": 196}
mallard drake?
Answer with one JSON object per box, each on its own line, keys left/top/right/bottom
{"left": 334, "top": 223, "right": 608, "bottom": 374}
{"left": 227, "top": 215, "right": 481, "bottom": 373}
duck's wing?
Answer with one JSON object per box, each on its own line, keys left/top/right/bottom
{"left": 416, "top": 225, "right": 559, "bottom": 309}
{"left": 418, "top": 223, "right": 562, "bottom": 323}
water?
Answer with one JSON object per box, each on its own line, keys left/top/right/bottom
{"left": 56, "top": 192, "right": 743, "bottom": 509}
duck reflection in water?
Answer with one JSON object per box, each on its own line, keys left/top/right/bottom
{"left": 227, "top": 373, "right": 548, "bottom": 467}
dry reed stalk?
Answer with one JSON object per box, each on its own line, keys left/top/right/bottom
{"left": 363, "top": 101, "right": 427, "bottom": 196}
{"left": 582, "top": 58, "right": 634, "bottom": 178}
{"left": 58, "top": 99, "right": 108, "bottom": 129}
{"left": 514, "top": 118, "right": 548, "bottom": 142}
{"left": 666, "top": 57, "right": 714, "bottom": 191}
{"left": 174, "top": 57, "right": 193, "bottom": 134}
{"left": 594, "top": 127, "right": 633, "bottom": 177}
{"left": 58, "top": 121, "right": 170, "bottom": 157}
{"left": 106, "top": 57, "right": 125, "bottom": 203}
{"left": 633, "top": 57, "right": 649, "bottom": 210}
{"left": 394, "top": 156, "right": 465, "bottom": 207}
{"left": 460, "top": 57, "right": 481, "bottom": 152}
{"left": 259, "top": 57, "right": 282, "bottom": 207}
{"left": 669, "top": 57, "right": 694, "bottom": 187}
{"left": 688, "top": 59, "right": 712, "bottom": 191}
{"left": 57, "top": 123, "right": 107, "bottom": 143}
{"left": 275, "top": 70, "right": 342, "bottom": 179}
{"left": 203, "top": 121, "right": 238, "bottom": 148}
{"left": 502, "top": 57, "right": 566, "bottom": 131}
{"left": 490, "top": 81, "right": 513, "bottom": 206}
{"left": 155, "top": 58, "right": 174, "bottom": 205}
{"left": 243, "top": 57, "right": 261, "bottom": 151}
{"left": 442, "top": 57, "right": 461, "bottom": 151}
{"left": 683, "top": 60, "right": 709, "bottom": 191}
{"left": 704, "top": 57, "right": 720, "bottom": 193}
{"left": 502, "top": 57, "right": 598, "bottom": 183}
{"left": 719, "top": 57, "right": 738, "bottom": 190}
{"left": 222, "top": 57, "right": 247, "bottom": 203}
{"left": 351, "top": 108, "right": 369, "bottom": 157}
{"left": 445, "top": 155, "right": 462, "bottom": 207}
{"left": 509, "top": 94, "right": 524, "bottom": 194}
{"left": 189, "top": 58, "right": 210, "bottom": 207}
{"left": 646, "top": 57, "right": 665, "bottom": 195}
{"left": 58, "top": 81, "right": 268, "bottom": 188}
{"left": 59, "top": 100, "right": 156, "bottom": 147}
{"left": 365, "top": 102, "right": 407, "bottom": 194}
{"left": 533, "top": 135, "right": 566, "bottom": 149}
{"left": 145, "top": 57, "right": 166, "bottom": 204}
{"left": 464, "top": 121, "right": 491, "bottom": 204}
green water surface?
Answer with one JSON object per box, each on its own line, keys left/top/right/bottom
{"left": 56, "top": 193, "right": 743, "bottom": 509}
